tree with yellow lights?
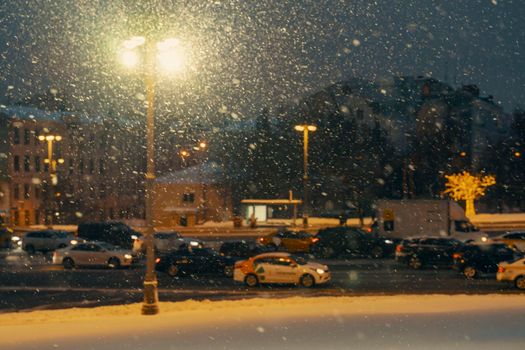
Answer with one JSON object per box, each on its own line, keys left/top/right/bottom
{"left": 443, "top": 171, "right": 496, "bottom": 217}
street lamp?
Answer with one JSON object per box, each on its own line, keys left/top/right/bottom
{"left": 120, "top": 36, "right": 188, "bottom": 315}
{"left": 38, "top": 134, "right": 64, "bottom": 226}
{"left": 294, "top": 124, "right": 317, "bottom": 227}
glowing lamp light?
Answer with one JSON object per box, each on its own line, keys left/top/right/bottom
{"left": 199, "top": 142, "right": 207, "bottom": 149}
{"left": 157, "top": 38, "right": 187, "bottom": 73}
{"left": 294, "top": 124, "right": 317, "bottom": 132}
{"left": 38, "top": 135, "right": 45, "bottom": 141}
{"left": 121, "top": 50, "right": 141, "bottom": 68}
{"left": 45, "top": 135, "right": 55, "bottom": 141}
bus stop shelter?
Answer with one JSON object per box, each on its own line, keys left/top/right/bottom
{"left": 240, "top": 198, "right": 303, "bottom": 226}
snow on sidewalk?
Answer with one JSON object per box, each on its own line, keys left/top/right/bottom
{"left": 1, "top": 295, "right": 525, "bottom": 349}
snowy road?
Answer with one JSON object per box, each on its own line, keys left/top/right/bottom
{"left": 0, "top": 258, "right": 522, "bottom": 311}
{"left": 0, "top": 295, "right": 524, "bottom": 350}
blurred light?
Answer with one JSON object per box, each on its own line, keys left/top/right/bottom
{"left": 515, "top": 151, "right": 521, "bottom": 158}
{"left": 122, "top": 36, "right": 146, "bottom": 50}
{"left": 155, "top": 257, "right": 161, "bottom": 264}
{"left": 70, "top": 239, "right": 78, "bottom": 245}
{"left": 121, "top": 50, "right": 140, "bottom": 68}
{"left": 55, "top": 135, "right": 62, "bottom": 141}
{"left": 459, "top": 151, "right": 467, "bottom": 157}
{"left": 189, "top": 241, "right": 200, "bottom": 247}
{"left": 38, "top": 135, "right": 45, "bottom": 141}
{"left": 481, "top": 236, "right": 488, "bottom": 242}
{"left": 294, "top": 124, "right": 317, "bottom": 132}
{"left": 131, "top": 234, "right": 138, "bottom": 240}
{"left": 44, "top": 159, "right": 50, "bottom": 164}
{"left": 384, "top": 239, "right": 393, "bottom": 244}
{"left": 199, "top": 142, "right": 207, "bottom": 149}
{"left": 58, "top": 158, "right": 65, "bottom": 164}
{"left": 11, "top": 236, "right": 20, "bottom": 242}
{"left": 46, "top": 135, "right": 55, "bottom": 141}
{"left": 316, "top": 268, "right": 325, "bottom": 274}
{"left": 180, "top": 150, "right": 189, "bottom": 157}
{"left": 157, "top": 38, "right": 187, "bottom": 73}
{"left": 124, "top": 254, "right": 133, "bottom": 260}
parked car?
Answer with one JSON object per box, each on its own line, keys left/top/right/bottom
{"left": 234, "top": 252, "right": 330, "bottom": 288}
{"left": 497, "top": 257, "right": 525, "bottom": 290}
{"left": 22, "top": 230, "right": 77, "bottom": 254}
{"left": 77, "top": 222, "right": 141, "bottom": 251}
{"left": 257, "top": 230, "right": 318, "bottom": 253}
{"left": 395, "top": 237, "right": 464, "bottom": 269}
{"left": 311, "top": 226, "right": 394, "bottom": 259}
{"left": 453, "top": 243, "right": 520, "bottom": 278}
{"left": 52, "top": 241, "right": 137, "bottom": 269}
{"left": 153, "top": 231, "right": 203, "bottom": 255}
{"left": 492, "top": 231, "right": 525, "bottom": 252}
{"left": 219, "top": 240, "right": 272, "bottom": 259}
{"left": 155, "top": 246, "right": 236, "bottom": 277}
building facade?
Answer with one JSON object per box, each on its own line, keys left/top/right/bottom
{"left": 0, "top": 106, "right": 145, "bottom": 226}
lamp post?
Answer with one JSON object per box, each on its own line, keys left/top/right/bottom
{"left": 120, "top": 35, "right": 187, "bottom": 315}
{"left": 294, "top": 124, "right": 317, "bottom": 227}
{"left": 38, "top": 134, "right": 64, "bottom": 226}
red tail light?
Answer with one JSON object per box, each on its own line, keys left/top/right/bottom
{"left": 452, "top": 253, "right": 462, "bottom": 259}
{"left": 312, "top": 237, "right": 319, "bottom": 243}
{"left": 258, "top": 237, "right": 264, "bottom": 243}
{"left": 365, "top": 227, "right": 372, "bottom": 233}
{"left": 395, "top": 245, "right": 403, "bottom": 253}
{"left": 498, "top": 266, "right": 506, "bottom": 273}
{"left": 155, "top": 258, "right": 161, "bottom": 264}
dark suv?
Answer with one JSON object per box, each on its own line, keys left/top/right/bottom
{"left": 77, "top": 222, "right": 140, "bottom": 250}
{"left": 396, "top": 237, "right": 464, "bottom": 269}
{"left": 453, "top": 243, "right": 521, "bottom": 278}
{"left": 311, "top": 226, "right": 394, "bottom": 259}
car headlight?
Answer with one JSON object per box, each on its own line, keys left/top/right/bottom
{"left": 481, "top": 237, "right": 488, "bottom": 242}
{"left": 316, "top": 268, "right": 325, "bottom": 274}
{"left": 189, "top": 241, "right": 200, "bottom": 247}
{"left": 11, "top": 236, "right": 20, "bottom": 242}
{"left": 70, "top": 240, "right": 78, "bottom": 245}
{"left": 124, "top": 254, "right": 133, "bottom": 260}
{"left": 131, "top": 235, "right": 138, "bottom": 240}
{"left": 384, "top": 239, "right": 394, "bottom": 244}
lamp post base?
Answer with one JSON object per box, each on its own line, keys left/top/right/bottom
{"left": 302, "top": 215, "right": 309, "bottom": 228}
{"left": 141, "top": 280, "right": 159, "bottom": 315}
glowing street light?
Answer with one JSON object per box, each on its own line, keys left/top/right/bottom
{"left": 120, "top": 36, "right": 189, "bottom": 316}
{"left": 38, "top": 133, "right": 64, "bottom": 226}
{"left": 294, "top": 124, "right": 317, "bottom": 227}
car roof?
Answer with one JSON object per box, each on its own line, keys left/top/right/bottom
{"left": 253, "top": 252, "right": 291, "bottom": 259}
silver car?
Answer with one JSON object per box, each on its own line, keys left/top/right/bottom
{"left": 52, "top": 241, "right": 137, "bottom": 269}
{"left": 22, "top": 230, "right": 77, "bottom": 254}
{"left": 153, "top": 231, "right": 203, "bottom": 255}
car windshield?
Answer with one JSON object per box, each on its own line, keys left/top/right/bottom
{"left": 97, "top": 242, "right": 116, "bottom": 251}
{"left": 290, "top": 255, "right": 308, "bottom": 265}
{"left": 1, "top": 2, "right": 524, "bottom": 348}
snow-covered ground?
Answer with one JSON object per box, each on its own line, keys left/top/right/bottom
{"left": 1, "top": 295, "right": 524, "bottom": 349}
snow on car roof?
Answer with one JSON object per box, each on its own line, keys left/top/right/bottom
{"left": 253, "top": 252, "right": 291, "bottom": 258}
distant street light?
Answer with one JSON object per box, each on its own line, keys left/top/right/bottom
{"left": 120, "top": 35, "right": 189, "bottom": 316}
{"left": 294, "top": 124, "right": 317, "bottom": 227}
{"left": 38, "top": 134, "right": 64, "bottom": 226}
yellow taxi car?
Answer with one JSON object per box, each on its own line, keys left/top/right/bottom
{"left": 492, "top": 231, "right": 525, "bottom": 252}
{"left": 497, "top": 257, "right": 525, "bottom": 290}
{"left": 257, "top": 230, "right": 318, "bottom": 253}
{"left": 234, "top": 252, "right": 330, "bottom": 288}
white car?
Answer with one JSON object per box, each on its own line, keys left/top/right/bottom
{"left": 153, "top": 231, "right": 203, "bottom": 254}
{"left": 53, "top": 241, "right": 137, "bottom": 269}
{"left": 492, "top": 231, "right": 525, "bottom": 252}
{"left": 234, "top": 252, "right": 331, "bottom": 288}
{"left": 497, "top": 257, "right": 525, "bottom": 290}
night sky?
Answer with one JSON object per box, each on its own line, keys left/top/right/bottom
{"left": 0, "top": 0, "right": 523, "bottom": 121}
